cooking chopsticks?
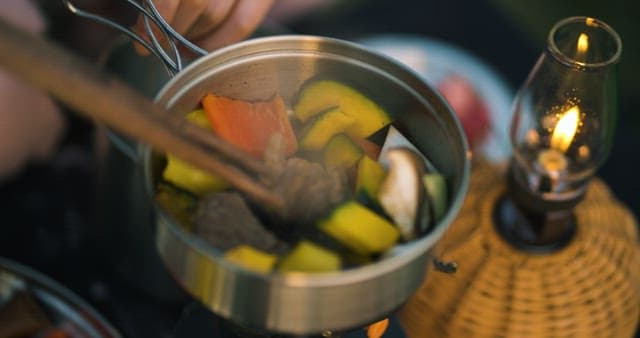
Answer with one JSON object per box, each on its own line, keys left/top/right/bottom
{"left": 0, "top": 18, "right": 285, "bottom": 212}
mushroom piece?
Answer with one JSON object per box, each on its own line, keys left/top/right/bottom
{"left": 377, "top": 147, "right": 433, "bottom": 241}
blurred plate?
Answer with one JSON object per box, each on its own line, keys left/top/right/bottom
{"left": 358, "top": 34, "right": 513, "bottom": 163}
{"left": 0, "top": 257, "right": 120, "bottom": 337}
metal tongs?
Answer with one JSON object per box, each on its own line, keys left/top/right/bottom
{"left": 62, "top": 0, "right": 206, "bottom": 75}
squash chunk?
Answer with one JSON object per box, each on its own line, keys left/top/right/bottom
{"left": 299, "top": 107, "right": 355, "bottom": 150}
{"left": 163, "top": 154, "right": 229, "bottom": 195}
{"left": 319, "top": 200, "right": 400, "bottom": 255}
{"left": 293, "top": 80, "right": 391, "bottom": 138}
{"left": 355, "top": 155, "right": 386, "bottom": 198}
{"left": 323, "top": 134, "right": 363, "bottom": 169}
{"left": 163, "top": 109, "right": 228, "bottom": 195}
{"left": 185, "top": 109, "right": 211, "bottom": 128}
{"left": 224, "top": 245, "right": 277, "bottom": 274}
{"left": 279, "top": 241, "right": 341, "bottom": 272}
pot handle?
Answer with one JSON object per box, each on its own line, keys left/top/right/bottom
{"left": 62, "top": 0, "right": 207, "bottom": 76}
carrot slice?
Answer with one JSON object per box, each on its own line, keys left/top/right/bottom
{"left": 202, "top": 94, "right": 298, "bottom": 158}
{"left": 367, "top": 318, "right": 389, "bottom": 338}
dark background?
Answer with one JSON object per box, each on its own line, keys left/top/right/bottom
{"left": 1, "top": 0, "right": 638, "bottom": 337}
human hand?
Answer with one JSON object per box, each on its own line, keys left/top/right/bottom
{"left": 0, "top": 0, "right": 65, "bottom": 179}
{"left": 0, "top": 70, "right": 65, "bottom": 179}
{"left": 135, "top": 0, "right": 275, "bottom": 52}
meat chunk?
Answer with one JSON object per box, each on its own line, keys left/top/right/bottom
{"left": 271, "top": 157, "right": 349, "bottom": 227}
{"left": 193, "top": 192, "right": 283, "bottom": 252}
{"left": 263, "top": 135, "right": 350, "bottom": 226}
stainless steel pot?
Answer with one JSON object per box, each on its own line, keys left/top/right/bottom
{"left": 141, "top": 35, "right": 470, "bottom": 335}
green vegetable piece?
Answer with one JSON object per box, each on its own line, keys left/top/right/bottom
{"left": 422, "top": 173, "right": 448, "bottom": 223}
{"left": 155, "top": 182, "right": 197, "bottom": 230}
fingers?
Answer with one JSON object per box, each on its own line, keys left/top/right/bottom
{"left": 184, "top": 0, "right": 236, "bottom": 40}
{"left": 134, "top": 0, "right": 179, "bottom": 33}
{"left": 171, "top": 0, "right": 209, "bottom": 35}
{"left": 133, "top": 0, "right": 275, "bottom": 55}
{"left": 0, "top": 70, "right": 65, "bottom": 179}
{"left": 0, "top": 1, "right": 64, "bottom": 179}
{"left": 195, "top": 0, "right": 276, "bottom": 51}
{"left": 133, "top": 0, "right": 180, "bottom": 55}
{"left": 0, "top": 0, "right": 47, "bottom": 35}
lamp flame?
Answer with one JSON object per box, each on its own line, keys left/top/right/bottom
{"left": 577, "top": 33, "right": 589, "bottom": 54}
{"left": 551, "top": 106, "right": 580, "bottom": 152}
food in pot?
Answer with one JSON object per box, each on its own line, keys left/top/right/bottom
{"left": 378, "top": 148, "right": 432, "bottom": 241}
{"left": 355, "top": 154, "right": 386, "bottom": 200}
{"left": 269, "top": 156, "right": 348, "bottom": 229}
{"left": 423, "top": 173, "right": 448, "bottom": 223}
{"left": 278, "top": 241, "right": 342, "bottom": 272}
{"left": 223, "top": 245, "right": 278, "bottom": 274}
{"left": 202, "top": 93, "right": 298, "bottom": 158}
{"left": 192, "top": 191, "right": 285, "bottom": 253}
{"left": 154, "top": 79, "right": 449, "bottom": 273}
{"left": 319, "top": 200, "right": 400, "bottom": 255}
{"left": 298, "top": 107, "right": 355, "bottom": 151}
{"left": 322, "top": 134, "right": 364, "bottom": 169}
{"left": 162, "top": 109, "right": 229, "bottom": 195}
{"left": 293, "top": 80, "right": 391, "bottom": 138}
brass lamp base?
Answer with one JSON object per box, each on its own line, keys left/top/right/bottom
{"left": 399, "top": 160, "right": 640, "bottom": 338}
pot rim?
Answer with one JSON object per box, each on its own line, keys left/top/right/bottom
{"left": 145, "top": 34, "right": 471, "bottom": 288}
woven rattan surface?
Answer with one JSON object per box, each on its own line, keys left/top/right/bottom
{"left": 399, "top": 160, "right": 640, "bottom": 338}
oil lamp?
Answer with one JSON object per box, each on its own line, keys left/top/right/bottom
{"left": 495, "top": 16, "right": 620, "bottom": 251}
{"left": 399, "top": 16, "right": 640, "bottom": 338}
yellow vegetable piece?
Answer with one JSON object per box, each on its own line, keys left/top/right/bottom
{"left": 163, "top": 155, "right": 229, "bottom": 195}
{"left": 323, "top": 134, "right": 363, "bottom": 169}
{"left": 355, "top": 155, "right": 386, "bottom": 198}
{"left": 293, "top": 80, "right": 391, "bottom": 138}
{"left": 224, "top": 245, "right": 278, "bottom": 274}
{"left": 299, "top": 107, "right": 355, "bottom": 150}
{"left": 279, "top": 241, "right": 341, "bottom": 273}
{"left": 319, "top": 200, "right": 400, "bottom": 255}
{"left": 162, "top": 109, "right": 228, "bottom": 195}
{"left": 185, "top": 109, "right": 211, "bottom": 128}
